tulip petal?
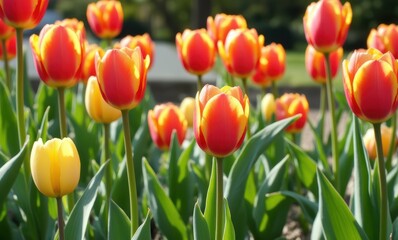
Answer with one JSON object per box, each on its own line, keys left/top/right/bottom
{"left": 31, "top": 139, "right": 56, "bottom": 197}
{"left": 58, "top": 138, "right": 80, "bottom": 196}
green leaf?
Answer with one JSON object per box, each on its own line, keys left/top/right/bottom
{"left": 351, "top": 117, "right": 378, "bottom": 240}
{"left": 193, "top": 202, "right": 210, "bottom": 240}
{"left": 391, "top": 217, "right": 398, "bottom": 240}
{"left": 223, "top": 199, "right": 235, "bottom": 240}
{"left": 191, "top": 161, "right": 208, "bottom": 210}
{"left": 0, "top": 136, "right": 29, "bottom": 206}
{"left": 132, "top": 209, "right": 152, "bottom": 240}
{"left": 0, "top": 79, "right": 19, "bottom": 156}
{"left": 64, "top": 160, "right": 109, "bottom": 240}
{"left": 225, "top": 115, "right": 299, "bottom": 214}
{"left": 279, "top": 191, "right": 317, "bottom": 222}
{"left": 34, "top": 83, "right": 59, "bottom": 138}
{"left": 108, "top": 200, "right": 131, "bottom": 240}
{"left": 142, "top": 158, "right": 188, "bottom": 240}
{"left": 204, "top": 159, "right": 216, "bottom": 240}
{"left": 36, "top": 106, "right": 50, "bottom": 141}
{"left": 316, "top": 169, "right": 368, "bottom": 240}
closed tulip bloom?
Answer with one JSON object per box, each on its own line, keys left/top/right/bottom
{"left": 363, "top": 125, "right": 397, "bottom": 160}
{"left": 30, "top": 24, "right": 84, "bottom": 88}
{"left": 194, "top": 85, "right": 249, "bottom": 157}
{"left": 0, "top": 0, "right": 48, "bottom": 30}
{"left": 303, "top": 0, "right": 352, "bottom": 53}
{"left": 0, "top": 18, "right": 14, "bottom": 40}
{"left": 148, "top": 103, "right": 188, "bottom": 150}
{"left": 261, "top": 93, "right": 276, "bottom": 122}
{"left": 30, "top": 138, "right": 80, "bottom": 198}
{"left": 180, "top": 97, "right": 195, "bottom": 127}
{"left": 118, "top": 33, "right": 155, "bottom": 69}
{"left": 207, "top": 13, "right": 247, "bottom": 46}
{"left": 175, "top": 29, "right": 215, "bottom": 76}
{"left": 343, "top": 48, "right": 398, "bottom": 123}
{"left": 0, "top": 33, "right": 15, "bottom": 60}
{"left": 367, "top": 24, "right": 398, "bottom": 58}
{"left": 85, "top": 76, "right": 121, "bottom": 123}
{"left": 251, "top": 43, "right": 286, "bottom": 86}
{"left": 86, "top": 0, "right": 123, "bottom": 39}
{"left": 55, "top": 18, "right": 87, "bottom": 43}
{"left": 305, "top": 45, "right": 343, "bottom": 83}
{"left": 95, "top": 47, "right": 150, "bottom": 110}
{"left": 82, "top": 43, "right": 103, "bottom": 83}
{"left": 218, "top": 28, "right": 264, "bottom": 78}
{"left": 276, "top": 93, "right": 309, "bottom": 133}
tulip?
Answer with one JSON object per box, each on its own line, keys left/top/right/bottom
{"left": 82, "top": 43, "right": 103, "bottom": 83}
{"left": 367, "top": 24, "right": 398, "bottom": 58}
{"left": 0, "top": 19, "right": 15, "bottom": 89}
{"left": 55, "top": 18, "right": 87, "bottom": 43}
{"left": 194, "top": 84, "right": 249, "bottom": 157}
{"left": 218, "top": 28, "right": 264, "bottom": 79}
{"left": 95, "top": 47, "right": 150, "bottom": 110}
{"left": 275, "top": 93, "right": 309, "bottom": 133}
{"left": 0, "top": 33, "right": 15, "bottom": 60}
{"left": 363, "top": 125, "right": 397, "bottom": 160}
{"left": 303, "top": 0, "right": 352, "bottom": 53}
{"left": 0, "top": 18, "right": 14, "bottom": 40}
{"left": 148, "top": 103, "right": 188, "bottom": 150}
{"left": 86, "top": 0, "right": 123, "bottom": 39}
{"left": 342, "top": 48, "right": 398, "bottom": 123}
{"left": 175, "top": 29, "right": 216, "bottom": 77}
{"left": 30, "top": 138, "right": 80, "bottom": 198}
{"left": 30, "top": 24, "right": 85, "bottom": 88}
{"left": 118, "top": 33, "right": 155, "bottom": 69}
{"left": 207, "top": 13, "right": 247, "bottom": 46}
{"left": 261, "top": 93, "right": 276, "bottom": 123}
{"left": 85, "top": 76, "right": 121, "bottom": 124}
{"left": 180, "top": 97, "right": 195, "bottom": 127}
{"left": 0, "top": 0, "right": 48, "bottom": 30}
{"left": 305, "top": 45, "right": 343, "bottom": 83}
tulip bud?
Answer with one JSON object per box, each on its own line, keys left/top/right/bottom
{"left": 85, "top": 76, "right": 121, "bottom": 124}
{"left": 303, "top": 0, "right": 352, "bottom": 53}
{"left": 367, "top": 24, "right": 398, "bottom": 58}
{"left": 30, "top": 138, "right": 80, "bottom": 198}
{"left": 180, "top": 97, "right": 195, "bottom": 127}
{"left": 207, "top": 14, "right": 247, "bottom": 47}
{"left": 95, "top": 47, "right": 150, "bottom": 110}
{"left": 363, "top": 125, "right": 397, "bottom": 160}
{"left": 342, "top": 48, "right": 398, "bottom": 123}
{"left": 276, "top": 93, "right": 309, "bottom": 133}
{"left": 0, "top": 0, "right": 48, "bottom": 30}
{"left": 305, "top": 45, "right": 343, "bottom": 83}
{"left": 148, "top": 103, "right": 188, "bottom": 150}
{"left": 194, "top": 85, "right": 249, "bottom": 157}
{"left": 118, "top": 33, "right": 155, "bottom": 69}
{"left": 86, "top": 0, "right": 123, "bottom": 39}
{"left": 261, "top": 93, "right": 276, "bottom": 122}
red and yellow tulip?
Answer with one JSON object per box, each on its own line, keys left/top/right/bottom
{"left": 118, "top": 33, "right": 155, "bottom": 69}
{"left": 148, "top": 103, "right": 188, "bottom": 150}
{"left": 0, "top": 0, "right": 48, "bottom": 30}
{"left": 82, "top": 43, "right": 103, "bottom": 83}
{"left": 261, "top": 93, "right": 276, "bottom": 123}
{"left": 30, "top": 24, "right": 85, "bottom": 88}
{"left": 55, "top": 18, "right": 87, "bottom": 43}
{"left": 218, "top": 28, "right": 264, "bottom": 78}
{"left": 86, "top": 0, "right": 123, "bottom": 39}
{"left": 180, "top": 97, "right": 195, "bottom": 127}
{"left": 303, "top": 0, "right": 352, "bottom": 53}
{"left": 363, "top": 125, "right": 397, "bottom": 160}
{"left": 194, "top": 85, "right": 249, "bottom": 157}
{"left": 207, "top": 13, "right": 247, "bottom": 46}
{"left": 343, "top": 48, "right": 398, "bottom": 123}
{"left": 0, "top": 18, "right": 14, "bottom": 40}
{"left": 305, "top": 45, "right": 343, "bottom": 83}
{"left": 276, "top": 93, "right": 309, "bottom": 133}
{"left": 175, "top": 29, "right": 216, "bottom": 76}
{"left": 367, "top": 24, "right": 398, "bottom": 58}
{"left": 95, "top": 47, "right": 150, "bottom": 110}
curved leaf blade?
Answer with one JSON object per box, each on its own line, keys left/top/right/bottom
{"left": 131, "top": 209, "right": 152, "bottom": 240}
{"left": 108, "top": 200, "right": 131, "bottom": 240}
{"left": 193, "top": 202, "right": 210, "bottom": 240}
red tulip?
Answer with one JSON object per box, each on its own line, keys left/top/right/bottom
{"left": 194, "top": 85, "right": 249, "bottom": 157}
{"left": 0, "top": 18, "right": 14, "bottom": 40}
{"left": 0, "top": 33, "right": 15, "bottom": 60}
{"left": 276, "top": 93, "right": 309, "bottom": 133}
{"left": 118, "top": 33, "right": 155, "bottom": 69}
{"left": 305, "top": 45, "right": 343, "bottom": 83}
{"left": 367, "top": 24, "right": 398, "bottom": 58}
{"left": 55, "top": 18, "right": 86, "bottom": 43}
{"left": 303, "top": 0, "right": 352, "bottom": 53}
{"left": 0, "top": 0, "right": 48, "bottom": 30}
{"left": 82, "top": 44, "right": 104, "bottom": 83}
{"left": 86, "top": 0, "right": 123, "bottom": 39}
{"left": 207, "top": 13, "right": 247, "bottom": 47}
{"left": 343, "top": 48, "right": 398, "bottom": 123}
{"left": 95, "top": 47, "right": 150, "bottom": 110}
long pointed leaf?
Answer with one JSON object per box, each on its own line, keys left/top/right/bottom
{"left": 193, "top": 202, "right": 210, "bottom": 240}
{"left": 108, "top": 200, "right": 131, "bottom": 240}
{"left": 204, "top": 159, "right": 216, "bottom": 240}
{"left": 0, "top": 80, "right": 19, "bottom": 156}
{"left": 131, "top": 209, "right": 152, "bottom": 240}
{"left": 223, "top": 199, "right": 235, "bottom": 240}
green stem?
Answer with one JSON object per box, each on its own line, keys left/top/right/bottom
{"left": 1, "top": 39, "right": 11, "bottom": 90}
{"left": 386, "top": 112, "right": 396, "bottom": 171}
{"left": 319, "top": 83, "right": 327, "bottom": 142}
{"left": 122, "top": 110, "right": 139, "bottom": 236}
{"left": 373, "top": 123, "right": 388, "bottom": 240}
{"left": 271, "top": 80, "right": 278, "bottom": 98}
{"left": 241, "top": 78, "right": 249, "bottom": 96}
{"left": 324, "top": 53, "right": 339, "bottom": 192}
{"left": 197, "top": 75, "right": 204, "bottom": 92}
{"left": 215, "top": 157, "right": 224, "bottom": 240}
{"left": 56, "top": 197, "right": 65, "bottom": 240}
{"left": 103, "top": 123, "right": 111, "bottom": 232}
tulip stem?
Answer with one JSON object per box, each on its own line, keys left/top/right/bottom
{"left": 271, "top": 81, "right": 278, "bottom": 98}
{"left": 373, "top": 123, "right": 388, "bottom": 240}
{"left": 56, "top": 197, "right": 65, "bottom": 240}
{"left": 319, "top": 83, "right": 327, "bottom": 142}
{"left": 197, "top": 75, "right": 204, "bottom": 92}
{"left": 241, "top": 78, "right": 249, "bottom": 96}
{"left": 121, "top": 110, "right": 139, "bottom": 236}
{"left": 324, "top": 53, "right": 339, "bottom": 192}
{"left": 386, "top": 112, "right": 396, "bottom": 171}
{"left": 103, "top": 123, "right": 111, "bottom": 232}
{"left": 215, "top": 157, "right": 224, "bottom": 240}
{"left": 1, "top": 39, "right": 11, "bottom": 91}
